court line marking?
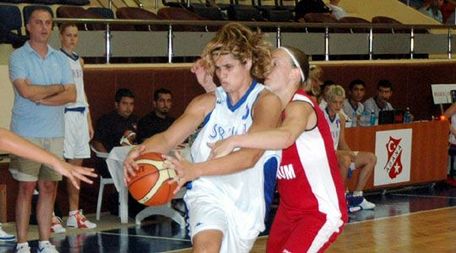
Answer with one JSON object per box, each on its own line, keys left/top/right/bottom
{"left": 348, "top": 205, "right": 456, "bottom": 225}
{"left": 99, "top": 231, "right": 191, "bottom": 242}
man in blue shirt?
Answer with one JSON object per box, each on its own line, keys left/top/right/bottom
{"left": 8, "top": 7, "right": 76, "bottom": 253}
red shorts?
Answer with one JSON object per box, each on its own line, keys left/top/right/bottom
{"left": 267, "top": 207, "right": 344, "bottom": 253}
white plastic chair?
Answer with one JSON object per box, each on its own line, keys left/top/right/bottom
{"left": 90, "top": 145, "right": 115, "bottom": 221}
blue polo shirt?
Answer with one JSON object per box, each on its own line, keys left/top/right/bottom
{"left": 9, "top": 41, "right": 73, "bottom": 138}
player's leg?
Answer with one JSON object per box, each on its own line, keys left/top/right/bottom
{"left": 36, "top": 180, "right": 57, "bottom": 241}
{"left": 64, "top": 112, "right": 95, "bottom": 229}
{"left": 192, "top": 230, "right": 223, "bottom": 253}
{"left": 353, "top": 151, "right": 376, "bottom": 191}
{"left": 336, "top": 151, "right": 352, "bottom": 184}
{"left": 266, "top": 207, "right": 293, "bottom": 253}
{"left": 352, "top": 151, "right": 376, "bottom": 210}
{"left": 66, "top": 159, "right": 82, "bottom": 212}
{"left": 10, "top": 149, "right": 41, "bottom": 249}
{"left": 281, "top": 213, "right": 343, "bottom": 252}
{"left": 16, "top": 181, "right": 36, "bottom": 243}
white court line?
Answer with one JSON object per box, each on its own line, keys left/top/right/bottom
{"left": 391, "top": 193, "right": 456, "bottom": 199}
{"left": 347, "top": 205, "right": 456, "bottom": 225}
{"left": 99, "top": 231, "right": 191, "bottom": 242}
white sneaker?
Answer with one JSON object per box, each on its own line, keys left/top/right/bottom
{"left": 359, "top": 198, "right": 376, "bottom": 210}
{"left": 0, "top": 227, "right": 15, "bottom": 241}
{"left": 15, "top": 243, "right": 31, "bottom": 253}
{"left": 37, "top": 241, "right": 58, "bottom": 253}
{"left": 51, "top": 216, "right": 66, "bottom": 234}
{"left": 66, "top": 210, "right": 96, "bottom": 229}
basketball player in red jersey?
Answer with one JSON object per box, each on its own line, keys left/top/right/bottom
{"left": 205, "top": 46, "right": 348, "bottom": 252}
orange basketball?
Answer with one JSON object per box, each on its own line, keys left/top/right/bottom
{"left": 128, "top": 152, "right": 177, "bottom": 206}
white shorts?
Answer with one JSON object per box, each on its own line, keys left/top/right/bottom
{"left": 64, "top": 108, "right": 90, "bottom": 159}
{"left": 184, "top": 192, "right": 257, "bottom": 253}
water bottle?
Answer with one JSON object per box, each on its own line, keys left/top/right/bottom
{"left": 369, "top": 111, "right": 377, "bottom": 126}
{"left": 352, "top": 112, "right": 358, "bottom": 127}
{"left": 404, "top": 107, "right": 412, "bottom": 124}
{"left": 360, "top": 111, "right": 370, "bottom": 127}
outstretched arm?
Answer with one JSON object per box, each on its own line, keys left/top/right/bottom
{"left": 123, "top": 93, "right": 215, "bottom": 184}
{"left": 0, "top": 128, "right": 97, "bottom": 189}
{"left": 168, "top": 90, "right": 284, "bottom": 192}
{"left": 209, "top": 100, "right": 315, "bottom": 158}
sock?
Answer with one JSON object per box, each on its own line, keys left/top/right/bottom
{"left": 69, "top": 210, "right": 79, "bottom": 216}
{"left": 39, "top": 240, "right": 50, "bottom": 248}
{"left": 353, "top": 191, "right": 363, "bottom": 197}
{"left": 17, "top": 242, "right": 29, "bottom": 249}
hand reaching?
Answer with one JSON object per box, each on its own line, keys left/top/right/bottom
{"left": 191, "top": 59, "right": 216, "bottom": 93}
{"left": 52, "top": 161, "right": 97, "bottom": 190}
{"left": 165, "top": 151, "right": 201, "bottom": 195}
{"left": 123, "top": 144, "right": 146, "bottom": 185}
{"left": 208, "top": 137, "right": 236, "bottom": 160}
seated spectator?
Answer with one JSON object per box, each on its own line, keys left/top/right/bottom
{"left": 318, "top": 79, "right": 335, "bottom": 109}
{"left": 137, "top": 88, "right": 175, "bottom": 143}
{"left": 92, "top": 88, "right": 139, "bottom": 154}
{"left": 308, "top": 64, "right": 324, "bottom": 100}
{"left": 92, "top": 88, "right": 140, "bottom": 217}
{"left": 295, "top": 0, "right": 331, "bottom": 21}
{"left": 323, "top": 85, "right": 377, "bottom": 212}
{"left": 343, "top": 79, "right": 366, "bottom": 127}
{"left": 328, "top": 0, "right": 347, "bottom": 19}
{"left": 444, "top": 102, "right": 456, "bottom": 178}
{"left": 419, "top": 0, "right": 444, "bottom": 23}
{"left": 363, "top": 79, "right": 394, "bottom": 119}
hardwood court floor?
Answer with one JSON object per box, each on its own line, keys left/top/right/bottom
{"left": 1, "top": 182, "right": 456, "bottom": 252}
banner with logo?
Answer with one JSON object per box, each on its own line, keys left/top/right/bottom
{"left": 374, "top": 129, "right": 413, "bottom": 186}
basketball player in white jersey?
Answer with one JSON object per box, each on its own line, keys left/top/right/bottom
{"left": 59, "top": 23, "right": 96, "bottom": 230}
{"left": 204, "top": 46, "right": 347, "bottom": 252}
{"left": 124, "top": 23, "right": 282, "bottom": 252}
{"left": 323, "top": 85, "right": 376, "bottom": 211}
{"left": 444, "top": 102, "right": 456, "bottom": 178}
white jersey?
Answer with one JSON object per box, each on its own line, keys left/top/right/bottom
{"left": 451, "top": 114, "right": 456, "bottom": 145}
{"left": 62, "top": 50, "right": 88, "bottom": 108}
{"left": 323, "top": 107, "right": 341, "bottom": 150}
{"left": 186, "top": 82, "right": 281, "bottom": 244}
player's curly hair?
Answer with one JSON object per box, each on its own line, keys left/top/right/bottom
{"left": 200, "top": 23, "right": 272, "bottom": 82}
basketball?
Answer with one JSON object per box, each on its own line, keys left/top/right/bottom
{"left": 128, "top": 152, "right": 177, "bottom": 206}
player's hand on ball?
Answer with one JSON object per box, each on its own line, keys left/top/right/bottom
{"left": 165, "top": 150, "right": 200, "bottom": 194}
{"left": 123, "top": 144, "right": 146, "bottom": 185}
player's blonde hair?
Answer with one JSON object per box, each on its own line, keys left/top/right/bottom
{"left": 308, "top": 65, "right": 324, "bottom": 97}
{"left": 279, "top": 46, "right": 310, "bottom": 91}
{"left": 200, "top": 23, "right": 272, "bottom": 82}
{"left": 326, "top": 84, "right": 346, "bottom": 102}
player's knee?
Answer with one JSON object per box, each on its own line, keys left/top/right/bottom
{"left": 38, "top": 181, "right": 57, "bottom": 194}
{"left": 18, "top": 182, "right": 37, "bottom": 196}
{"left": 368, "top": 153, "right": 377, "bottom": 166}
{"left": 193, "top": 231, "right": 223, "bottom": 253}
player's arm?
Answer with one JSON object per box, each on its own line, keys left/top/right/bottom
{"left": 167, "top": 90, "right": 282, "bottom": 191}
{"left": 337, "top": 113, "right": 356, "bottom": 161}
{"left": 209, "top": 100, "right": 315, "bottom": 158}
{"left": 38, "top": 83, "right": 76, "bottom": 105}
{"left": 0, "top": 128, "right": 96, "bottom": 189}
{"left": 123, "top": 93, "right": 215, "bottom": 183}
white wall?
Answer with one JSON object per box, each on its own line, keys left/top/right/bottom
{"left": 0, "top": 65, "right": 13, "bottom": 130}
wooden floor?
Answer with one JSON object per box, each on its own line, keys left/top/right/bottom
{"left": 249, "top": 207, "right": 456, "bottom": 253}
{"left": 2, "top": 183, "right": 456, "bottom": 252}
